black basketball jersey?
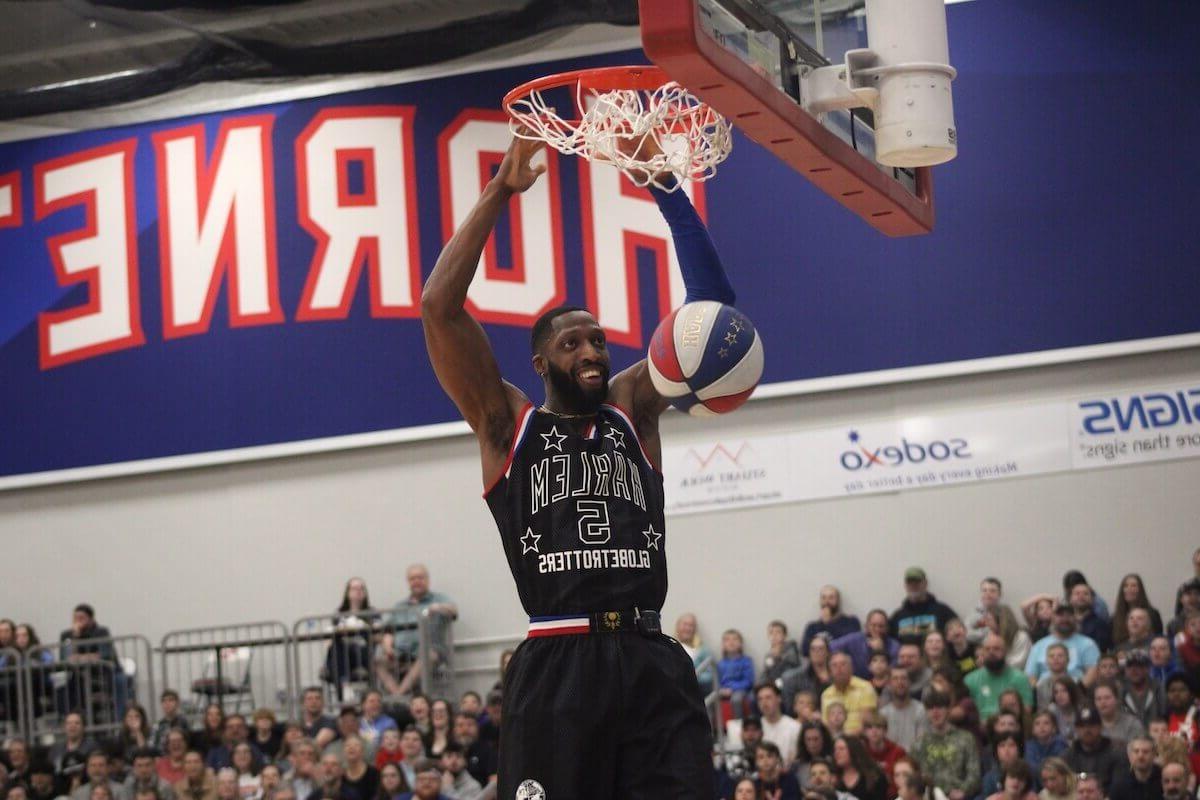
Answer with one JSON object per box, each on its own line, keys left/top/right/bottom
{"left": 484, "top": 403, "right": 668, "bottom": 617}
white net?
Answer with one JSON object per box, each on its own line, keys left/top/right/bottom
{"left": 507, "top": 78, "right": 733, "bottom": 192}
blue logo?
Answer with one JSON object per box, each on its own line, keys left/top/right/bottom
{"left": 1077, "top": 389, "right": 1200, "bottom": 435}
{"left": 839, "top": 430, "right": 971, "bottom": 471}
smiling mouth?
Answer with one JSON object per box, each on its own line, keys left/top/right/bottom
{"left": 577, "top": 367, "right": 606, "bottom": 385}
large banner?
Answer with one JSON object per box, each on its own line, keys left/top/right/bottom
{"left": 1, "top": 1, "right": 1198, "bottom": 488}
{"left": 662, "top": 379, "right": 1200, "bottom": 515}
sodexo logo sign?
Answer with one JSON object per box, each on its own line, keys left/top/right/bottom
{"left": 1077, "top": 388, "right": 1200, "bottom": 435}
{"left": 838, "top": 430, "right": 972, "bottom": 471}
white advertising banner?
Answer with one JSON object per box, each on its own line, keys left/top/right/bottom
{"left": 663, "top": 377, "right": 1200, "bottom": 516}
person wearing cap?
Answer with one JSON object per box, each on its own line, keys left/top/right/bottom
{"left": 1063, "top": 705, "right": 1129, "bottom": 792}
{"left": 1025, "top": 604, "right": 1102, "bottom": 685}
{"left": 1121, "top": 651, "right": 1165, "bottom": 727}
{"left": 889, "top": 569, "right": 960, "bottom": 647}
{"left": 1109, "top": 737, "right": 1162, "bottom": 800}
{"left": 910, "top": 691, "right": 978, "bottom": 800}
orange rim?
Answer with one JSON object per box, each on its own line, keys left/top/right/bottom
{"left": 503, "top": 65, "right": 670, "bottom": 113}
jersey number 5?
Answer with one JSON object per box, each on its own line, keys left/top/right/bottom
{"left": 576, "top": 500, "right": 611, "bottom": 545}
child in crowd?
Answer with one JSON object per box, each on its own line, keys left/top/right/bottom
{"left": 373, "top": 728, "right": 404, "bottom": 770}
{"left": 824, "top": 702, "right": 847, "bottom": 736}
{"left": 1026, "top": 711, "right": 1067, "bottom": 781}
{"left": 1035, "top": 644, "right": 1070, "bottom": 710}
{"left": 718, "top": 628, "right": 755, "bottom": 720}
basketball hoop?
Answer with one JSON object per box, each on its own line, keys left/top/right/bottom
{"left": 503, "top": 65, "right": 733, "bottom": 192}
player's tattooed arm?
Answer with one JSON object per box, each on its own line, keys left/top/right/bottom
{"left": 422, "top": 135, "right": 546, "bottom": 480}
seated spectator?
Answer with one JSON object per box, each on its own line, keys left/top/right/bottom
{"left": 1026, "top": 711, "right": 1068, "bottom": 779}
{"left": 1148, "top": 638, "right": 1176, "bottom": 685}
{"left": 125, "top": 747, "right": 177, "bottom": 800}
{"left": 869, "top": 653, "right": 893, "bottom": 697}
{"left": 456, "top": 692, "right": 482, "bottom": 720}
{"left": 196, "top": 705, "right": 227, "bottom": 758}
{"left": 395, "top": 730, "right": 425, "bottom": 790}
{"left": 755, "top": 742, "right": 802, "bottom": 800}
{"left": 980, "top": 733, "right": 1026, "bottom": 800}
{"left": 1064, "top": 706, "right": 1129, "bottom": 793}
{"left": 157, "top": 730, "right": 190, "bottom": 785}
{"left": 1168, "top": 580, "right": 1200, "bottom": 641}
{"left": 785, "top": 635, "right": 834, "bottom": 710}
{"left": 327, "top": 707, "right": 376, "bottom": 764}
{"left": 988, "top": 762, "right": 1038, "bottom": 800}
{"left": 763, "top": 621, "right": 803, "bottom": 689}
{"left": 450, "top": 712, "right": 494, "bottom": 788}
{"left": 893, "top": 757, "right": 948, "bottom": 800}
{"left": 896, "top": 645, "right": 931, "bottom": 700}
{"left": 880, "top": 667, "right": 928, "bottom": 752}
{"left": 26, "top": 762, "right": 56, "bottom": 800}
{"left": 358, "top": 692, "right": 397, "bottom": 752}
{"left": 1021, "top": 596, "right": 1057, "bottom": 645}
{"left": 398, "top": 758, "right": 446, "bottom": 800}
{"left": 1122, "top": 651, "right": 1166, "bottom": 727}
{"left": 757, "top": 682, "right": 801, "bottom": 767}
{"left": 730, "top": 777, "right": 757, "bottom": 800}
{"left": 70, "top": 752, "right": 123, "bottom": 800}
{"left": 890, "top": 569, "right": 959, "bottom": 646}
{"left": 378, "top": 565, "right": 456, "bottom": 698}
{"left": 826, "top": 703, "right": 850, "bottom": 737}
{"left": 1063, "top": 572, "right": 1110, "bottom": 624}
{"left": 173, "top": 751, "right": 216, "bottom": 800}
{"left": 982, "top": 712, "right": 1026, "bottom": 777}
{"left": 477, "top": 692, "right": 501, "bottom": 749}
{"left": 1118, "top": 610, "right": 1159, "bottom": 663}
{"left": 373, "top": 730, "right": 403, "bottom": 771}
{"left": 1048, "top": 677, "right": 1084, "bottom": 741}
{"left": 1093, "top": 680, "right": 1146, "bottom": 745}
{"left": 152, "top": 691, "right": 190, "bottom": 754}
{"left": 260, "top": 765, "right": 284, "bottom": 800}
{"left": 435, "top": 743, "right": 479, "bottom": 800}
{"left": 807, "top": 758, "right": 850, "bottom": 800}
{"left": 922, "top": 632, "right": 950, "bottom": 674}
{"left": 674, "top": 614, "right": 716, "bottom": 696}
{"left": 999, "top": 689, "right": 1034, "bottom": 739}
{"left": 910, "top": 692, "right": 980, "bottom": 800}
{"left": 926, "top": 668, "right": 980, "bottom": 744}
{"left": 58, "top": 604, "right": 121, "bottom": 720}
{"left": 1025, "top": 605, "right": 1100, "bottom": 686}
{"left": 207, "top": 716, "right": 259, "bottom": 772}
{"left": 861, "top": 712, "right": 906, "bottom": 796}
{"left": 1069, "top": 584, "right": 1112, "bottom": 656}
{"left": 1109, "top": 737, "right": 1162, "bottom": 800}
{"left": 944, "top": 619, "right": 978, "bottom": 677}
{"left": 986, "top": 607, "right": 1033, "bottom": 671}
{"left": 1036, "top": 645, "right": 1073, "bottom": 710}
{"left": 719, "top": 629, "right": 755, "bottom": 721}
{"left": 794, "top": 690, "right": 823, "bottom": 725}
{"left": 833, "top": 611, "right": 900, "bottom": 681}
{"left": 795, "top": 721, "right": 835, "bottom": 790}
{"left": 375, "top": 763, "right": 411, "bottom": 800}
{"left": 1036, "top": 758, "right": 1075, "bottom": 800}
{"left": 230, "top": 744, "right": 260, "bottom": 800}
{"left": 249, "top": 710, "right": 283, "bottom": 764}
{"left": 325, "top": 579, "right": 376, "bottom": 702}
{"left": 1173, "top": 613, "right": 1200, "bottom": 678}
{"left": 722, "top": 715, "right": 763, "bottom": 786}
{"left": 1074, "top": 775, "right": 1104, "bottom": 800}
{"left": 832, "top": 735, "right": 888, "bottom": 800}
{"left": 966, "top": 579, "right": 1006, "bottom": 646}
{"left": 1095, "top": 653, "right": 1123, "bottom": 689}
{"left": 283, "top": 741, "right": 319, "bottom": 800}
{"left": 1158, "top": 762, "right": 1189, "bottom": 800}
{"left": 823, "top": 654, "right": 878, "bottom": 735}
{"left": 966, "top": 634, "right": 1033, "bottom": 721}
{"left": 1163, "top": 673, "right": 1200, "bottom": 777}
{"left": 422, "top": 701, "right": 452, "bottom": 761}
{"left": 341, "top": 738, "right": 379, "bottom": 800}
{"left": 802, "top": 586, "right": 863, "bottom": 657}
{"left": 310, "top": 755, "right": 354, "bottom": 800}
{"left": 407, "top": 697, "right": 431, "bottom": 738}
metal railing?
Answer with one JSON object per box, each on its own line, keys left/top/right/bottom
{"left": 160, "top": 622, "right": 293, "bottom": 721}
{"left": 443, "top": 633, "right": 521, "bottom": 698}
{"left": 0, "top": 646, "right": 30, "bottom": 740}
{"left": 291, "top": 610, "right": 394, "bottom": 711}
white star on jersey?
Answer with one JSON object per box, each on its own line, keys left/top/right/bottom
{"left": 521, "top": 527, "right": 541, "bottom": 554}
{"left": 603, "top": 426, "right": 626, "bottom": 449}
{"left": 643, "top": 524, "right": 662, "bottom": 551}
{"left": 540, "top": 426, "right": 567, "bottom": 452}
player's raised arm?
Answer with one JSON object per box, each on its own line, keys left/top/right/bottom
{"left": 421, "top": 136, "right": 546, "bottom": 472}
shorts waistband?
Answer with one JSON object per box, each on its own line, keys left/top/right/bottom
{"left": 527, "top": 609, "right": 662, "bottom": 637}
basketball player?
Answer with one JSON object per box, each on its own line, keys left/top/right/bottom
{"left": 421, "top": 133, "right": 736, "bottom": 799}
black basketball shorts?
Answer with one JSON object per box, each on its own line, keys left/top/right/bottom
{"left": 498, "top": 631, "right": 715, "bottom": 800}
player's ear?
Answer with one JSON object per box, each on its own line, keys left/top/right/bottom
{"left": 531, "top": 353, "right": 546, "bottom": 377}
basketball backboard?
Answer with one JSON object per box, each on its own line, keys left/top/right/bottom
{"left": 640, "top": 0, "right": 953, "bottom": 236}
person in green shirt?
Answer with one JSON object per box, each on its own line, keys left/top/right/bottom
{"left": 966, "top": 634, "right": 1033, "bottom": 720}
{"left": 911, "top": 691, "right": 981, "bottom": 800}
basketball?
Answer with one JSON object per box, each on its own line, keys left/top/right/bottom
{"left": 647, "top": 301, "right": 764, "bottom": 416}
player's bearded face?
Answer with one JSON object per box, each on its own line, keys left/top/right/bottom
{"left": 546, "top": 358, "right": 609, "bottom": 411}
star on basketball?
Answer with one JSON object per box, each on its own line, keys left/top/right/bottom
{"left": 730, "top": 318, "right": 745, "bottom": 333}
{"left": 540, "top": 425, "right": 567, "bottom": 452}
{"left": 603, "top": 426, "right": 625, "bottom": 449}
{"left": 724, "top": 331, "right": 738, "bottom": 345}
{"left": 643, "top": 524, "right": 662, "bottom": 551}
{"left": 521, "top": 528, "right": 541, "bottom": 554}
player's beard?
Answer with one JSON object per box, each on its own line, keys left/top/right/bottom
{"left": 546, "top": 360, "right": 608, "bottom": 413}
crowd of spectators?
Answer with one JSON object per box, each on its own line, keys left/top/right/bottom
{"left": 6, "top": 554, "right": 1200, "bottom": 800}
{"left": 693, "top": 552, "right": 1200, "bottom": 800}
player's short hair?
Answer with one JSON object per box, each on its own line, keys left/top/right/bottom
{"left": 530, "top": 305, "right": 588, "bottom": 355}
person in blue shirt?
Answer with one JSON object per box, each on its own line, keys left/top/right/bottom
{"left": 1025, "top": 604, "right": 1101, "bottom": 684}
{"left": 719, "top": 629, "right": 755, "bottom": 720}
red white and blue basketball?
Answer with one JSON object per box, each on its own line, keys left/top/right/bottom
{"left": 647, "top": 301, "right": 764, "bottom": 416}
